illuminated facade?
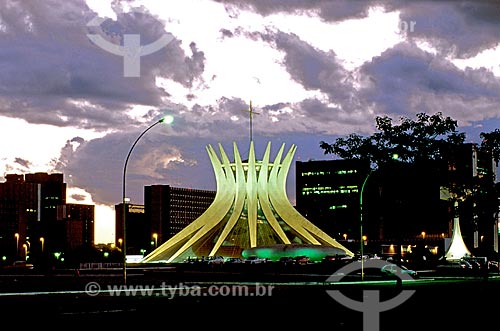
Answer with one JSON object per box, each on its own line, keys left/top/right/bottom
{"left": 144, "top": 185, "right": 216, "bottom": 245}
{"left": 295, "top": 159, "right": 370, "bottom": 240}
{"left": 0, "top": 172, "right": 95, "bottom": 265}
{"left": 142, "top": 142, "right": 354, "bottom": 263}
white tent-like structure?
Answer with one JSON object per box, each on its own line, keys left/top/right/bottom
{"left": 141, "top": 141, "right": 354, "bottom": 263}
{"left": 444, "top": 201, "right": 471, "bottom": 261}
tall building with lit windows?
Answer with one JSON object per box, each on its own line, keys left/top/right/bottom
{"left": 0, "top": 172, "right": 96, "bottom": 267}
{"left": 295, "top": 159, "right": 371, "bottom": 242}
{"left": 144, "top": 185, "right": 216, "bottom": 252}
{"left": 115, "top": 186, "right": 216, "bottom": 256}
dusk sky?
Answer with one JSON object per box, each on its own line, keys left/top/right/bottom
{"left": 2, "top": 0, "right": 500, "bottom": 244}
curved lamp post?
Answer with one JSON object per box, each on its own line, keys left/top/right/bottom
{"left": 122, "top": 115, "right": 173, "bottom": 285}
{"left": 14, "top": 233, "right": 19, "bottom": 256}
{"left": 152, "top": 233, "right": 158, "bottom": 248}
{"left": 360, "top": 169, "right": 375, "bottom": 281}
{"left": 40, "top": 237, "right": 44, "bottom": 253}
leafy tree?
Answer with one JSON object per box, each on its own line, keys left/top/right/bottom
{"left": 320, "top": 112, "right": 466, "bottom": 166}
{"left": 480, "top": 129, "right": 500, "bottom": 166}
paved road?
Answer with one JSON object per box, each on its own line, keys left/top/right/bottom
{"left": 0, "top": 268, "right": 498, "bottom": 328}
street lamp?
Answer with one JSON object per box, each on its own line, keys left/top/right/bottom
{"left": 360, "top": 169, "right": 375, "bottom": 281}
{"left": 14, "top": 233, "right": 19, "bottom": 256}
{"left": 22, "top": 244, "right": 28, "bottom": 260}
{"left": 122, "top": 114, "right": 173, "bottom": 285}
{"left": 152, "top": 233, "right": 158, "bottom": 248}
{"left": 40, "top": 237, "right": 44, "bottom": 253}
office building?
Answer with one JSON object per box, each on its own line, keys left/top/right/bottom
{"left": 295, "top": 158, "right": 370, "bottom": 242}
{"left": 0, "top": 172, "right": 93, "bottom": 263}
{"left": 57, "top": 203, "right": 95, "bottom": 250}
{"left": 144, "top": 185, "right": 216, "bottom": 246}
{"left": 115, "top": 185, "right": 216, "bottom": 255}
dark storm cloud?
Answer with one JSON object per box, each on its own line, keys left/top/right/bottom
{"left": 55, "top": 129, "right": 213, "bottom": 206}
{"left": 401, "top": 1, "right": 500, "bottom": 58}
{"left": 216, "top": 0, "right": 384, "bottom": 21}
{"left": 0, "top": 0, "right": 205, "bottom": 131}
{"left": 359, "top": 42, "right": 500, "bottom": 122}
{"left": 219, "top": 0, "right": 500, "bottom": 59}
{"left": 241, "top": 29, "right": 373, "bottom": 134}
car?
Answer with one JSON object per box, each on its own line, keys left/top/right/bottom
{"left": 3, "top": 261, "right": 34, "bottom": 271}
{"left": 225, "top": 257, "right": 244, "bottom": 264}
{"left": 294, "top": 255, "right": 311, "bottom": 265}
{"left": 381, "top": 263, "right": 418, "bottom": 278}
{"left": 244, "top": 256, "right": 268, "bottom": 264}
{"left": 183, "top": 257, "right": 200, "bottom": 264}
{"left": 279, "top": 256, "right": 295, "bottom": 265}
{"left": 206, "top": 256, "right": 225, "bottom": 265}
{"left": 435, "top": 259, "right": 474, "bottom": 275}
{"left": 488, "top": 260, "right": 499, "bottom": 272}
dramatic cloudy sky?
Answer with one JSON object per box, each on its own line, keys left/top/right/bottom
{"left": 2, "top": 0, "right": 500, "bottom": 243}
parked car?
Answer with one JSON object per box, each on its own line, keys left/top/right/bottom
{"left": 488, "top": 260, "right": 499, "bottom": 272}
{"left": 244, "top": 256, "right": 268, "bottom": 264}
{"left": 435, "top": 259, "right": 474, "bottom": 275}
{"left": 206, "top": 256, "right": 225, "bottom": 265}
{"left": 3, "top": 261, "right": 34, "bottom": 271}
{"left": 381, "top": 263, "right": 418, "bottom": 278}
{"left": 294, "top": 255, "right": 311, "bottom": 265}
{"left": 278, "top": 256, "right": 295, "bottom": 266}
{"left": 225, "top": 257, "right": 244, "bottom": 264}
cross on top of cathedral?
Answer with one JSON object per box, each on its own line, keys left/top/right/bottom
{"left": 242, "top": 100, "right": 260, "bottom": 143}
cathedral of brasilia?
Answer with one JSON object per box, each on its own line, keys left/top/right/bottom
{"left": 141, "top": 141, "right": 353, "bottom": 264}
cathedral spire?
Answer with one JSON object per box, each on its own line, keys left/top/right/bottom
{"left": 242, "top": 100, "right": 259, "bottom": 143}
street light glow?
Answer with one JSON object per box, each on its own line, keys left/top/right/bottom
{"left": 14, "top": 233, "right": 19, "bottom": 256}
{"left": 162, "top": 114, "right": 174, "bottom": 125}
{"left": 153, "top": 233, "right": 158, "bottom": 248}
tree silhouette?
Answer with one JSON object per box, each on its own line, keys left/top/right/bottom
{"left": 320, "top": 112, "right": 499, "bottom": 259}
{"left": 320, "top": 112, "right": 466, "bottom": 167}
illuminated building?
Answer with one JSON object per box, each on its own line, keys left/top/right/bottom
{"left": 115, "top": 186, "right": 216, "bottom": 255}
{"left": 144, "top": 185, "right": 216, "bottom": 245}
{"left": 295, "top": 159, "right": 370, "bottom": 241}
{"left": 0, "top": 172, "right": 93, "bottom": 262}
{"left": 142, "top": 142, "right": 354, "bottom": 263}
